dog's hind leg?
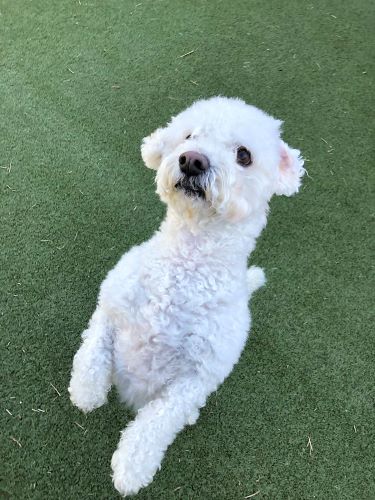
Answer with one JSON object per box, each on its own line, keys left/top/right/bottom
{"left": 69, "top": 307, "right": 113, "bottom": 413}
{"left": 246, "top": 266, "right": 266, "bottom": 296}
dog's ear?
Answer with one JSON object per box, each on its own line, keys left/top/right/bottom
{"left": 275, "top": 140, "right": 305, "bottom": 196}
{"left": 141, "top": 127, "right": 166, "bottom": 170}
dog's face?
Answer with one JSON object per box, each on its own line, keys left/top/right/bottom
{"left": 141, "top": 97, "right": 304, "bottom": 222}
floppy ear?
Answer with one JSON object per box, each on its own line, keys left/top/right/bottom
{"left": 275, "top": 140, "right": 305, "bottom": 196}
{"left": 141, "top": 127, "right": 166, "bottom": 170}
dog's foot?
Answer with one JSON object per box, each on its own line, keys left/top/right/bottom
{"left": 68, "top": 344, "right": 111, "bottom": 413}
{"left": 111, "top": 434, "right": 162, "bottom": 496}
{"left": 68, "top": 375, "right": 108, "bottom": 413}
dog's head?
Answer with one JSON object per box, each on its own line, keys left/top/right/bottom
{"left": 141, "top": 97, "right": 304, "bottom": 223}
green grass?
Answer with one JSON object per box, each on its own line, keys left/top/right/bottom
{"left": 1, "top": 0, "right": 374, "bottom": 498}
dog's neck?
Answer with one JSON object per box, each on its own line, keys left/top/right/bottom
{"left": 158, "top": 206, "right": 268, "bottom": 260}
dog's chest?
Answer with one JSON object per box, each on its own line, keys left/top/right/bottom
{"left": 101, "top": 241, "right": 249, "bottom": 380}
{"left": 127, "top": 252, "right": 239, "bottom": 336}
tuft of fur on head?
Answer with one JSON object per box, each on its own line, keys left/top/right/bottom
{"left": 141, "top": 97, "right": 305, "bottom": 223}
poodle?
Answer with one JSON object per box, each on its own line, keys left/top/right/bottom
{"left": 68, "top": 96, "right": 305, "bottom": 496}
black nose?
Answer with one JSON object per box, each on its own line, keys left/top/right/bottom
{"left": 179, "top": 151, "right": 210, "bottom": 177}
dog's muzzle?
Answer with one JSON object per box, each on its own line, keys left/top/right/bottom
{"left": 175, "top": 151, "right": 209, "bottom": 199}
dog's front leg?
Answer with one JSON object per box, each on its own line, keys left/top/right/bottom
{"left": 111, "top": 377, "right": 215, "bottom": 496}
{"left": 69, "top": 307, "right": 113, "bottom": 413}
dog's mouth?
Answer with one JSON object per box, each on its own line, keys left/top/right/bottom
{"left": 175, "top": 177, "right": 206, "bottom": 199}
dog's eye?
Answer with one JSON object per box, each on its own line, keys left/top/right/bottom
{"left": 236, "top": 147, "right": 252, "bottom": 167}
{"left": 185, "top": 134, "right": 191, "bottom": 140}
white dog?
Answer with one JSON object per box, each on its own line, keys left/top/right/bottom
{"left": 68, "top": 96, "right": 304, "bottom": 496}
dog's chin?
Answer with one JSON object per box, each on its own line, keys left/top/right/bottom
{"left": 175, "top": 177, "right": 206, "bottom": 200}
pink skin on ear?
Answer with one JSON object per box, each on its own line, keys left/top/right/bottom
{"left": 280, "top": 146, "right": 290, "bottom": 172}
{"left": 275, "top": 141, "right": 305, "bottom": 197}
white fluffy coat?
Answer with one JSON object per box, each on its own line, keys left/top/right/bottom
{"left": 69, "top": 97, "right": 304, "bottom": 496}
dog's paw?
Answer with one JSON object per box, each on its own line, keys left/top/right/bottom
{"left": 111, "top": 438, "right": 162, "bottom": 496}
{"left": 68, "top": 375, "right": 108, "bottom": 413}
{"left": 68, "top": 340, "right": 112, "bottom": 413}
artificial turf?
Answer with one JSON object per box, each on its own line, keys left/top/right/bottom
{"left": 1, "top": 0, "right": 374, "bottom": 498}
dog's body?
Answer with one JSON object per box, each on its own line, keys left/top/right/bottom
{"left": 69, "top": 97, "right": 304, "bottom": 496}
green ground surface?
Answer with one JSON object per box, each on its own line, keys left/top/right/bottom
{"left": 1, "top": 0, "right": 374, "bottom": 498}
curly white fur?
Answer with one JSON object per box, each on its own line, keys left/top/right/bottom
{"left": 69, "top": 96, "right": 304, "bottom": 496}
